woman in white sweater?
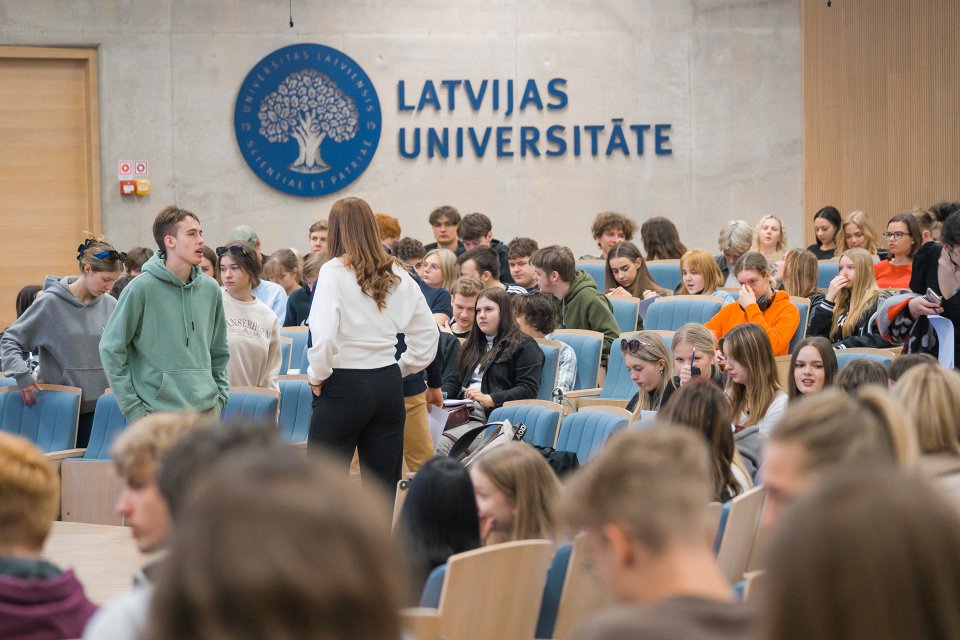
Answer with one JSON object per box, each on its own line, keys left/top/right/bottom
{"left": 307, "top": 197, "right": 438, "bottom": 488}
{"left": 218, "top": 242, "right": 282, "bottom": 391}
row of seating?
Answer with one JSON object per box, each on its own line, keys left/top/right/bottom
{"left": 577, "top": 258, "right": 864, "bottom": 293}
{"left": 402, "top": 484, "right": 767, "bottom": 640}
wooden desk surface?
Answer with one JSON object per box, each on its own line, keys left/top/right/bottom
{"left": 44, "top": 521, "right": 160, "bottom": 604}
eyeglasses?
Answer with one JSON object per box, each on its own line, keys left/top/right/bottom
{"left": 620, "top": 338, "right": 653, "bottom": 353}
{"left": 882, "top": 232, "right": 907, "bottom": 241}
{"left": 216, "top": 245, "right": 247, "bottom": 257}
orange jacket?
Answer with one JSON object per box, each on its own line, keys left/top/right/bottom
{"left": 705, "top": 290, "right": 800, "bottom": 356}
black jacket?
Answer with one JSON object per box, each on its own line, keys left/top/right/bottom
{"left": 808, "top": 295, "right": 892, "bottom": 348}
{"left": 442, "top": 334, "right": 544, "bottom": 415}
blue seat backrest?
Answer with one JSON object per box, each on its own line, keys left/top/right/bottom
{"left": 713, "top": 501, "right": 732, "bottom": 554}
{"left": 576, "top": 263, "right": 606, "bottom": 290}
{"left": 83, "top": 393, "right": 128, "bottom": 460}
{"left": 644, "top": 297, "right": 723, "bottom": 331}
{"left": 788, "top": 298, "right": 810, "bottom": 355}
{"left": 280, "top": 329, "right": 310, "bottom": 371}
{"left": 647, "top": 262, "right": 682, "bottom": 291}
{"left": 419, "top": 563, "right": 447, "bottom": 608}
{"left": 536, "top": 343, "right": 561, "bottom": 401}
{"left": 0, "top": 378, "right": 16, "bottom": 387}
{"left": 609, "top": 298, "right": 639, "bottom": 333}
{"left": 0, "top": 388, "right": 79, "bottom": 452}
{"left": 555, "top": 411, "right": 628, "bottom": 464}
{"left": 598, "top": 341, "right": 639, "bottom": 400}
{"left": 279, "top": 340, "right": 291, "bottom": 376}
{"left": 817, "top": 261, "right": 839, "bottom": 289}
{"left": 836, "top": 351, "right": 894, "bottom": 369}
{"left": 278, "top": 379, "right": 313, "bottom": 443}
{"left": 535, "top": 542, "right": 574, "bottom": 639}
{"left": 222, "top": 391, "right": 279, "bottom": 423}
{"left": 489, "top": 404, "right": 562, "bottom": 448}
{"left": 552, "top": 333, "right": 602, "bottom": 390}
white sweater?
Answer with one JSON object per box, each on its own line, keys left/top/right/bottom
{"left": 307, "top": 258, "right": 439, "bottom": 383}
{"left": 222, "top": 291, "right": 282, "bottom": 390}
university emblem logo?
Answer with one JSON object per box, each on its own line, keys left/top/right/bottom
{"left": 234, "top": 43, "right": 382, "bottom": 197}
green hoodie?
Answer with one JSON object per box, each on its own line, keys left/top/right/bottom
{"left": 99, "top": 253, "right": 229, "bottom": 422}
{"left": 559, "top": 270, "right": 621, "bottom": 354}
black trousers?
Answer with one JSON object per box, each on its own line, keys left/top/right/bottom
{"left": 308, "top": 364, "right": 405, "bottom": 489}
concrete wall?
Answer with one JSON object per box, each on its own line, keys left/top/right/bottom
{"left": 0, "top": 0, "right": 801, "bottom": 258}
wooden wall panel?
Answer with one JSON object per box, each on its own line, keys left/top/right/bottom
{"left": 802, "top": 0, "right": 960, "bottom": 245}
{"left": 0, "top": 47, "right": 100, "bottom": 329}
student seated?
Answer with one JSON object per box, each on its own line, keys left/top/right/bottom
{"left": 809, "top": 248, "right": 892, "bottom": 349}
{"left": 469, "top": 442, "right": 561, "bottom": 546}
{"left": 834, "top": 359, "right": 888, "bottom": 393}
{"left": 447, "top": 276, "right": 484, "bottom": 339}
{"left": 874, "top": 211, "right": 922, "bottom": 288}
{"left": 375, "top": 213, "right": 401, "bottom": 253}
{"left": 307, "top": 219, "right": 327, "bottom": 255}
{"left": 146, "top": 446, "right": 404, "bottom": 640}
{"left": 604, "top": 241, "right": 669, "bottom": 300}
{"left": 777, "top": 248, "right": 823, "bottom": 314}
{"left": 512, "top": 292, "right": 578, "bottom": 402}
{"left": 715, "top": 219, "right": 754, "bottom": 288}
{"left": 806, "top": 205, "right": 841, "bottom": 260}
{"left": 677, "top": 248, "right": 735, "bottom": 303}
{"left": 227, "top": 225, "right": 287, "bottom": 323}
{"left": 83, "top": 412, "right": 210, "bottom": 640}
{"left": 787, "top": 336, "right": 837, "bottom": 401}
{"left": 458, "top": 247, "right": 527, "bottom": 296}
{"left": 659, "top": 322, "right": 727, "bottom": 408}
{"left": 719, "top": 323, "right": 788, "bottom": 435}
{"left": 396, "top": 457, "right": 481, "bottom": 591}
{"left": 561, "top": 427, "right": 755, "bottom": 640}
{"left": 763, "top": 470, "right": 960, "bottom": 640}
{"left": 705, "top": 252, "right": 799, "bottom": 356}
{"left": 620, "top": 332, "right": 673, "bottom": 416}
{"left": 640, "top": 216, "right": 687, "bottom": 260}
{"left": 658, "top": 380, "right": 752, "bottom": 500}
{"left": 421, "top": 248, "right": 459, "bottom": 292}
{"left": 582, "top": 211, "right": 638, "bottom": 260}
{"left": 751, "top": 214, "right": 788, "bottom": 265}
{"left": 835, "top": 209, "right": 881, "bottom": 257}
{"left": 885, "top": 352, "right": 938, "bottom": 385}
{"left": 424, "top": 204, "right": 465, "bottom": 256}
{"left": 262, "top": 248, "right": 302, "bottom": 297}
{"left": 441, "top": 288, "right": 543, "bottom": 421}
{"left": 507, "top": 237, "right": 539, "bottom": 291}
{"left": 124, "top": 247, "right": 154, "bottom": 276}
{"left": 284, "top": 251, "right": 323, "bottom": 327}
{"left": 0, "top": 433, "right": 96, "bottom": 640}
{"left": 532, "top": 245, "right": 620, "bottom": 355}
{"left": 456, "top": 212, "right": 514, "bottom": 284}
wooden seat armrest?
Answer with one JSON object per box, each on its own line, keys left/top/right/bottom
{"left": 45, "top": 448, "right": 86, "bottom": 461}
{"left": 401, "top": 608, "right": 441, "bottom": 640}
{"left": 563, "top": 388, "right": 602, "bottom": 399}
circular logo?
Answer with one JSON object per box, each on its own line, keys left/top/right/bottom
{"left": 234, "top": 44, "right": 382, "bottom": 197}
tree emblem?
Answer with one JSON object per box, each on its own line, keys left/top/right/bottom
{"left": 257, "top": 69, "right": 360, "bottom": 174}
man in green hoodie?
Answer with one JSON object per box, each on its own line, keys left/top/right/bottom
{"left": 100, "top": 206, "right": 230, "bottom": 422}
{"left": 531, "top": 245, "right": 620, "bottom": 355}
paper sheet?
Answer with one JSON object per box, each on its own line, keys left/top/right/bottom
{"left": 427, "top": 404, "right": 448, "bottom": 450}
{"left": 442, "top": 398, "right": 473, "bottom": 408}
{"left": 638, "top": 295, "right": 660, "bottom": 321}
{"left": 928, "top": 314, "right": 955, "bottom": 369}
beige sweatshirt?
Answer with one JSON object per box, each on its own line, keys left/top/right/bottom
{"left": 222, "top": 291, "right": 281, "bottom": 391}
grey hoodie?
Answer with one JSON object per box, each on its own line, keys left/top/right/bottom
{"left": 0, "top": 275, "right": 116, "bottom": 413}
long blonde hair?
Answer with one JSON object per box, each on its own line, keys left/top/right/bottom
{"left": 835, "top": 210, "right": 879, "bottom": 255}
{"left": 723, "top": 323, "right": 783, "bottom": 428}
{"left": 622, "top": 331, "right": 673, "bottom": 417}
{"left": 679, "top": 249, "right": 724, "bottom": 295}
{"left": 471, "top": 443, "right": 561, "bottom": 544}
{"left": 751, "top": 215, "right": 788, "bottom": 257}
{"left": 327, "top": 197, "right": 400, "bottom": 310}
{"left": 831, "top": 248, "right": 881, "bottom": 340}
{"left": 424, "top": 248, "right": 459, "bottom": 291}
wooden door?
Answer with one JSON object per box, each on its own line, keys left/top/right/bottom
{"left": 0, "top": 47, "right": 100, "bottom": 329}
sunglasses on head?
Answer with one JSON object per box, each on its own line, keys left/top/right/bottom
{"left": 620, "top": 338, "right": 653, "bottom": 353}
{"left": 216, "top": 245, "right": 247, "bottom": 257}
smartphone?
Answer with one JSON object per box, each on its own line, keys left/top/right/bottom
{"left": 690, "top": 365, "right": 701, "bottom": 378}
{"left": 690, "top": 347, "right": 700, "bottom": 377}
{"left": 925, "top": 288, "right": 943, "bottom": 306}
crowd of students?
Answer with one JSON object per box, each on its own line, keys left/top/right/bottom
{"left": 3, "top": 199, "right": 960, "bottom": 639}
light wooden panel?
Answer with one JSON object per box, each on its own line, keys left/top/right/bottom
{"left": 802, "top": 0, "right": 960, "bottom": 245}
{"left": 0, "top": 47, "right": 100, "bottom": 328}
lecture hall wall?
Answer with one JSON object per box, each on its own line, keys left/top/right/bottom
{"left": 0, "top": 0, "right": 803, "bottom": 260}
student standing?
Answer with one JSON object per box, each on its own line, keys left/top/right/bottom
{"left": 306, "top": 197, "right": 438, "bottom": 488}
{"left": 100, "top": 205, "right": 230, "bottom": 422}
{"left": 1, "top": 238, "right": 122, "bottom": 447}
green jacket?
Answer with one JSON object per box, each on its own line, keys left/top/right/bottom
{"left": 558, "top": 270, "right": 620, "bottom": 354}
{"left": 99, "top": 254, "right": 230, "bottom": 422}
